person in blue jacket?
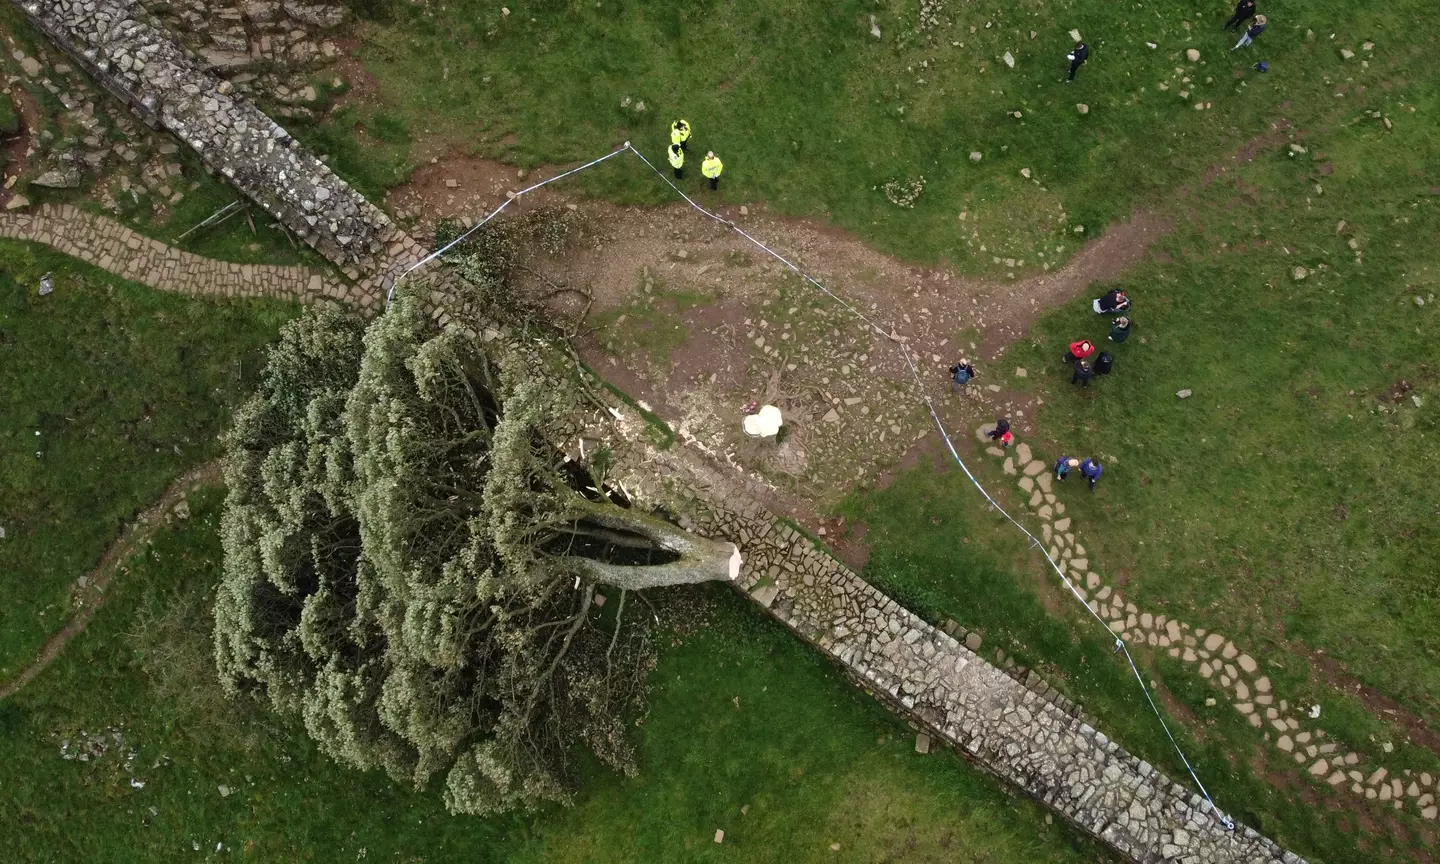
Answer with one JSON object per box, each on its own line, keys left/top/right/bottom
{"left": 1080, "top": 457, "right": 1103, "bottom": 491}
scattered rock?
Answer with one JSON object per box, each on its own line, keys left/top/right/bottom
{"left": 1292, "top": 266, "right": 1308, "bottom": 281}
{"left": 964, "top": 632, "right": 982, "bottom": 652}
{"left": 915, "top": 733, "right": 931, "bottom": 754}
{"left": 713, "top": 829, "right": 724, "bottom": 843}
{"left": 1076, "top": 103, "right": 1089, "bottom": 115}
{"left": 870, "top": 15, "right": 881, "bottom": 39}
{"left": 218, "top": 784, "right": 232, "bottom": 797}
{"left": 1186, "top": 48, "right": 1200, "bottom": 62}
{"left": 1003, "top": 51, "right": 1015, "bottom": 68}
{"left": 5, "top": 194, "right": 31, "bottom": 211}
{"left": 32, "top": 167, "right": 82, "bottom": 189}
{"left": 19, "top": 55, "right": 41, "bottom": 77}
{"left": 1015, "top": 367, "right": 1027, "bottom": 377}
{"left": 1340, "top": 48, "right": 1355, "bottom": 60}
{"left": 1069, "top": 29, "right": 1082, "bottom": 42}
{"left": 38, "top": 273, "right": 54, "bottom": 296}
{"left": 969, "top": 151, "right": 983, "bottom": 163}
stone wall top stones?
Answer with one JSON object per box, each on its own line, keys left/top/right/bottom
{"left": 12, "top": 0, "right": 409, "bottom": 287}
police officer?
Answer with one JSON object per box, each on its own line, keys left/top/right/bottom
{"left": 701, "top": 151, "right": 724, "bottom": 190}
{"left": 670, "top": 119, "right": 691, "bottom": 152}
{"left": 668, "top": 143, "right": 685, "bottom": 179}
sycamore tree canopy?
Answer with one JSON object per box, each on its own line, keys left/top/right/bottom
{"left": 215, "top": 289, "right": 738, "bottom": 816}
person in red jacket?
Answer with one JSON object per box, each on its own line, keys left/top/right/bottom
{"left": 1062, "top": 339, "right": 1096, "bottom": 365}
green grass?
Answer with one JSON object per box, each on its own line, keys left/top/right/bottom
{"left": 0, "top": 240, "right": 296, "bottom": 680}
{"left": 1000, "top": 115, "right": 1440, "bottom": 728}
{"left": 840, "top": 468, "right": 1430, "bottom": 863}
{"left": 0, "top": 487, "right": 1113, "bottom": 864}
{"left": 341, "top": 0, "right": 1431, "bottom": 276}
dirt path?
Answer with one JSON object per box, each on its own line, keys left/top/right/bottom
{"left": 0, "top": 461, "right": 220, "bottom": 702}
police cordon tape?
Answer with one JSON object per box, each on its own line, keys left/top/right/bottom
{"left": 385, "top": 141, "right": 1236, "bottom": 831}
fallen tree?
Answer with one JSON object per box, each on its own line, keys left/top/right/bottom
{"left": 215, "top": 284, "right": 738, "bottom": 815}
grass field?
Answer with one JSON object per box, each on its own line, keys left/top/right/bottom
{"left": 0, "top": 240, "right": 295, "bottom": 681}
{"left": 0, "top": 487, "right": 1111, "bottom": 863}
{"left": 330, "top": 0, "right": 1430, "bottom": 277}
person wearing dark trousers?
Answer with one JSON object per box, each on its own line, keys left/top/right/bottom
{"left": 668, "top": 143, "right": 685, "bottom": 179}
{"left": 1094, "top": 352, "right": 1114, "bottom": 375}
{"left": 1080, "top": 457, "right": 1103, "bottom": 491}
{"left": 949, "top": 360, "right": 977, "bottom": 394}
{"left": 1224, "top": 0, "right": 1257, "bottom": 30}
{"left": 1108, "top": 316, "right": 1132, "bottom": 343}
{"left": 1071, "top": 359, "right": 1095, "bottom": 388}
{"left": 1066, "top": 42, "right": 1090, "bottom": 81}
{"left": 1062, "top": 339, "right": 1096, "bottom": 365}
{"left": 986, "top": 417, "right": 1013, "bottom": 448}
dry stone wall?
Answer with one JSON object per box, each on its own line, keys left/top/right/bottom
{"left": 613, "top": 443, "right": 1307, "bottom": 864}
{"left": 10, "top": 0, "right": 425, "bottom": 301}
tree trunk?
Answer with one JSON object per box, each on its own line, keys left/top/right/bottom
{"left": 565, "top": 501, "right": 741, "bottom": 591}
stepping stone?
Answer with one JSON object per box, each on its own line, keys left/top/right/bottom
{"left": 1016, "top": 442, "right": 1032, "bottom": 464}
{"left": 964, "top": 632, "right": 982, "bottom": 651}
{"left": 1204, "top": 633, "right": 1225, "bottom": 652}
{"left": 985, "top": 446, "right": 1005, "bottom": 458}
{"left": 1255, "top": 694, "right": 1272, "bottom": 705}
{"left": 1345, "top": 752, "right": 1360, "bottom": 766}
{"left": 1023, "top": 460, "right": 1046, "bottom": 477}
{"left": 1222, "top": 641, "right": 1239, "bottom": 659}
{"left": 1140, "top": 613, "right": 1153, "bottom": 629}
{"left": 1248, "top": 713, "right": 1262, "bottom": 728}
{"left": 1237, "top": 653, "right": 1258, "bottom": 673}
{"left": 1166, "top": 620, "right": 1182, "bottom": 641}
{"left": 975, "top": 423, "right": 997, "bottom": 443}
{"left": 1182, "top": 648, "right": 1197, "bottom": 662}
{"left": 1054, "top": 517, "right": 1071, "bottom": 532}
{"left": 1235, "top": 681, "right": 1249, "bottom": 700}
{"left": 1038, "top": 505, "right": 1053, "bottom": 520}
{"left": 1054, "top": 501, "right": 1064, "bottom": 513}
{"left": 1086, "top": 572, "right": 1100, "bottom": 590}
{"left": 1278, "top": 735, "right": 1294, "bottom": 752}
{"left": 1327, "top": 771, "right": 1346, "bottom": 786}
{"left": 1234, "top": 702, "right": 1253, "bottom": 714}
{"left": 1003, "top": 457, "right": 1016, "bottom": 475}
{"left": 1423, "top": 806, "right": 1438, "bottom": 820}
{"left": 1074, "top": 543, "right": 1085, "bottom": 556}
{"left": 1309, "top": 759, "right": 1329, "bottom": 777}
{"left": 1071, "top": 558, "right": 1088, "bottom": 572}
{"left": 1036, "top": 473, "right": 1052, "bottom": 493}
{"left": 1096, "top": 586, "right": 1112, "bottom": 600}
{"left": 1254, "top": 676, "right": 1271, "bottom": 693}
{"left": 1019, "top": 476, "right": 1035, "bottom": 493}
{"left": 1028, "top": 490, "right": 1043, "bottom": 507}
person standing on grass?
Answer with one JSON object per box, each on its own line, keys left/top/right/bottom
{"left": 1063, "top": 339, "right": 1096, "bottom": 365}
{"left": 949, "top": 359, "right": 977, "bottom": 394}
{"left": 702, "top": 151, "right": 724, "bottom": 190}
{"left": 1080, "top": 457, "right": 1103, "bottom": 491}
{"left": 1094, "top": 351, "right": 1114, "bottom": 376}
{"left": 1055, "top": 456, "right": 1080, "bottom": 481}
{"left": 1071, "top": 359, "right": 1095, "bottom": 388}
{"left": 1223, "top": 0, "right": 1257, "bottom": 31}
{"left": 668, "top": 143, "right": 685, "bottom": 179}
{"left": 986, "top": 417, "right": 1013, "bottom": 448}
{"left": 1109, "top": 316, "right": 1132, "bottom": 343}
{"left": 670, "top": 119, "right": 691, "bottom": 153}
{"left": 1233, "top": 14, "right": 1267, "bottom": 50}
{"left": 1066, "top": 41, "right": 1090, "bottom": 82}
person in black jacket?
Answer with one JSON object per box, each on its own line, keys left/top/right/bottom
{"left": 1066, "top": 42, "right": 1089, "bottom": 81}
{"left": 1224, "top": 0, "right": 1257, "bottom": 31}
{"left": 1071, "top": 360, "right": 1095, "bottom": 387}
{"left": 1094, "top": 352, "right": 1114, "bottom": 375}
{"left": 1233, "top": 15, "right": 1267, "bottom": 50}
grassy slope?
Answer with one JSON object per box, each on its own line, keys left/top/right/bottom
{"left": 0, "top": 240, "right": 295, "bottom": 680}
{"left": 0, "top": 488, "right": 1111, "bottom": 864}
{"left": 341, "top": 0, "right": 1424, "bottom": 276}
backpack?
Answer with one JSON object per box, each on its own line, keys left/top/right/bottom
{"left": 951, "top": 365, "right": 972, "bottom": 384}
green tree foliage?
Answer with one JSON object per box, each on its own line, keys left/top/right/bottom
{"left": 215, "top": 291, "right": 737, "bottom": 816}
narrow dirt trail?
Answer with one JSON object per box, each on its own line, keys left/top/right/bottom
{"left": 0, "top": 461, "right": 220, "bottom": 702}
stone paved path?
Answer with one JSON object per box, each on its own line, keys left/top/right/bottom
{"left": 0, "top": 203, "right": 367, "bottom": 305}
{"left": 978, "top": 428, "right": 1440, "bottom": 823}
